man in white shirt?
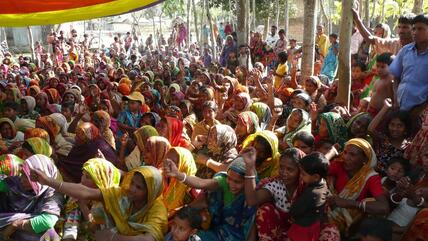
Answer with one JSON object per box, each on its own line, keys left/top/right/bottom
{"left": 266, "top": 25, "right": 279, "bottom": 50}
{"left": 351, "top": 27, "right": 364, "bottom": 55}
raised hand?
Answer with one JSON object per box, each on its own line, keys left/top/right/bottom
{"left": 29, "top": 168, "right": 49, "bottom": 186}
{"left": 241, "top": 147, "right": 257, "bottom": 171}
{"left": 383, "top": 98, "right": 392, "bottom": 109}
{"left": 164, "top": 159, "right": 179, "bottom": 178}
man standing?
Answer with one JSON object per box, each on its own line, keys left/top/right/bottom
{"left": 266, "top": 25, "right": 279, "bottom": 50}
{"left": 274, "top": 29, "right": 288, "bottom": 55}
{"left": 316, "top": 25, "right": 329, "bottom": 58}
{"left": 389, "top": 14, "right": 428, "bottom": 112}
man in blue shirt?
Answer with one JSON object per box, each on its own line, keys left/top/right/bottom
{"left": 389, "top": 14, "right": 428, "bottom": 111}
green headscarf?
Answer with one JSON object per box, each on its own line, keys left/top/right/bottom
{"left": 319, "top": 112, "right": 348, "bottom": 148}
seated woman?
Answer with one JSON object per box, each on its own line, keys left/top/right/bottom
{"left": 58, "top": 122, "right": 120, "bottom": 183}
{"left": 0, "top": 154, "right": 63, "bottom": 240}
{"left": 316, "top": 112, "right": 348, "bottom": 148}
{"left": 30, "top": 166, "right": 168, "bottom": 241}
{"left": 195, "top": 124, "right": 238, "bottom": 179}
{"left": 164, "top": 156, "right": 256, "bottom": 241}
{"left": 191, "top": 101, "right": 221, "bottom": 144}
{"left": 347, "top": 112, "right": 372, "bottom": 141}
{"left": 0, "top": 118, "right": 24, "bottom": 153}
{"left": 328, "top": 138, "right": 389, "bottom": 237}
{"left": 276, "top": 108, "right": 311, "bottom": 150}
{"left": 122, "top": 125, "right": 159, "bottom": 171}
{"left": 15, "top": 137, "right": 53, "bottom": 159}
{"left": 36, "top": 116, "right": 73, "bottom": 161}
{"left": 242, "top": 130, "right": 280, "bottom": 179}
{"left": 62, "top": 158, "right": 121, "bottom": 241}
{"left": 0, "top": 154, "right": 23, "bottom": 177}
{"left": 163, "top": 147, "right": 197, "bottom": 217}
{"left": 221, "top": 92, "right": 252, "bottom": 127}
{"left": 20, "top": 96, "right": 40, "bottom": 120}
{"left": 157, "top": 117, "right": 190, "bottom": 149}
{"left": 234, "top": 111, "right": 260, "bottom": 151}
{"left": 292, "top": 132, "right": 315, "bottom": 155}
{"left": 92, "top": 110, "right": 116, "bottom": 150}
{"left": 245, "top": 148, "right": 306, "bottom": 241}
{"left": 250, "top": 102, "right": 272, "bottom": 130}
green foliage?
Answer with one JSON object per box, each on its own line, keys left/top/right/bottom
{"left": 162, "top": 0, "right": 186, "bottom": 18}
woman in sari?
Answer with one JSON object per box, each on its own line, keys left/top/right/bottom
{"left": 196, "top": 124, "right": 238, "bottom": 179}
{"left": 276, "top": 108, "right": 311, "bottom": 149}
{"left": 45, "top": 88, "right": 61, "bottom": 104}
{"left": 164, "top": 156, "right": 256, "bottom": 241}
{"left": 35, "top": 92, "right": 60, "bottom": 116}
{"left": 242, "top": 130, "right": 280, "bottom": 179}
{"left": 0, "top": 154, "right": 63, "bottom": 241}
{"left": 347, "top": 112, "right": 372, "bottom": 141}
{"left": 157, "top": 117, "right": 190, "bottom": 148}
{"left": 24, "top": 128, "right": 50, "bottom": 142}
{"left": 235, "top": 111, "right": 260, "bottom": 151}
{"left": 244, "top": 148, "right": 306, "bottom": 241}
{"left": 36, "top": 116, "right": 73, "bottom": 160}
{"left": 317, "top": 112, "right": 348, "bottom": 148}
{"left": 250, "top": 102, "right": 272, "bottom": 130}
{"left": 191, "top": 101, "right": 221, "bottom": 144}
{"left": 58, "top": 122, "right": 120, "bottom": 183}
{"left": 123, "top": 125, "right": 159, "bottom": 171}
{"left": 16, "top": 137, "right": 53, "bottom": 159}
{"left": 0, "top": 118, "right": 24, "bottom": 152}
{"left": 20, "top": 96, "right": 40, "bottom": 120}
{"left": 92, "top": 110, "right": 116, "bottom": 150}
{"left": 62, "top": 158, "right": 121, "bottom": 241}
{"left": 142, "top": 136, "right": 171, "bottom": 169}
{"left": 222, "top": 92, "right": 252, "bottom": 127}
{"left": 328, "top": 138, "right": 389, "bottom": 237}
{"left": 30, "top": 165, "right": 168, "bottom": 241}
{"left": 0, "top": 154, "right": 23, "bottom": 177}
{"left": 163, "top": 147, "right": 197, "bottom": 216}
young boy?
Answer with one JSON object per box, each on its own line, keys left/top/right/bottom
{"left": 117, "top": 91, "right": 145, "bottom": 136}
{"left": 287, "top": 152, "right": 330, "bottom": 241}
{"left": 164, "top": 207, "right": 202, "bottom": 241}
{"left": 367, "top": 53, "right": 394, "bottom": 118}
{"left": 351, "top": 62, "right": 367, "bottom": 108}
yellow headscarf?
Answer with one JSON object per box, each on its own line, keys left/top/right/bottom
{"left": 163, "top": 147, "right": 197, "bottom": 215}
{"left": 83, "top": 158, "right": 121, "bottom": 189}
{"left": 101, "top": 166, "right": 167, "bottom": 240}
{"left": 242, "top": 130, "right": 280, "bottom": 179}
{"left": 329, "top": 138, "right": 378, "bottom": 233}
{"left": 134, "top": 125, "right": 159, "bottom": 151}
{"left": 24, "top": 137, "right": 53, "bottom": 157}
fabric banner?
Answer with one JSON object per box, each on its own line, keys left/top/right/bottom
{"left": 0, "top": 0, "right": 162, "bottom": 27}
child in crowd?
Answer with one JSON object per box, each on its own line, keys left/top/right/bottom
{"left": 287, "top": 152, "right": 330, "bottom": 241}
{"left": 117, "top": 92, "right": 145, "bottom": 136}
{"left": 381, "top": 157, "right": 410, "bottom": 193}
{"left": 358, "top": 217, "right": 392, "bottom": 241}
{"left": 351, "top": 62, "right": 367, "bottom": 108}
{"left": 164, "top": 206, "right": 202, "bottom": 241}
{"left": 292, "top": 131, "right": 315, "bottom": 155}
{"left": 3, "top": 101, "right": 20, "bottom": 123}
{"left": 367, "top": 53, "right": 394, "bottom": 117}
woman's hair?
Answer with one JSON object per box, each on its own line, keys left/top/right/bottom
{"left": 292, "top": 132, "right": 315, "bottom": 148}
{"left": 299, "top": 152, "right": 329, "bottom": 178}
{"left": 254, "top": 135, "right": 273, "bottom": 158}
{"left": 280, "top": 148, "right": 304, "bottom": 164}
{"left": 386, "top": 110, "right": 411, "bottom": 138}
{"left": 359, "top": 217, "right": 393, "bottom": 241}
{"left": 175, "top": 206, "right": 202, "bottom": 229}
{"left": 61, "top": 101, "right": 75, "bottom": 113}
{"left": 203, "top": 101, "right": 218, "bottom": 112}
{"left": 387, "top": 157, "right": 411, "bottom": 175}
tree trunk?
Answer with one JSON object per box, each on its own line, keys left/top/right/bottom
{"left": 284, "top": 0, "right": 289, "bottom": 36}
{"left": 159, "top": 13, "right": 163, "bottom": 35}
{"left": 206, "top": 0, "right": 217, "bottom": 60}
{"left": 371, "top": 0, "right": 376, "bottom": 20}
{"left": 252, "top": 0, "right": 256, "bottom": 30}
{"left": 200, "top": 0, "right": 205, "bottom": 44}
{"left": 380, "top": 0, "right": 386, "bottom": 22}
{"left": 264, "top": 16, "right": 270, "bottom": 39}
{"left": 192, "top": 0, "right": 200, "bottom": 43}
{"left": 336, "top": 0, "right": 353, "bottom": 108}
{"left": 364, "top": 0, "right": 370, "bottom": 27}
{"left": 152, "top": 17, "right": 157, "bottom": 46}
{"left": 236, "top": 0, "right": 248, "bottom": 46}
{"left": 275, "top": 0, "right": 280, "bottom": 28}
{"left": 27, "top": 26, "right": 35, "bottom": 61}
{"left": 317, "top": 0, "right": 322, "bottom": 25}
{"left": 413, "top": 0, "right": 424, "bottom": 14}
{"left": 319, "top": 0, "right": 329, "bottom": 29}
{"left": 186, "top": 0, "right": 191, "bottom": 47}
{"left": 246, "top": 0, "right": 251, "bottom": 42}
{"left": 301, "top": 0, "right": 317, "bottom": 80}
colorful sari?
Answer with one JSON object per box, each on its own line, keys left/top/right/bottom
{"left": 0, "top": 117, "right": 25, "bottom": 147}
{"left": 198, "top": 158, "right": 256, "bottom": 241}
{"left": 24, "top": 128, "right": 50, "bottom": 142}
{"left": 0, "top": 154, "right": 24, "bottom": 177}
{"left": 281, "top": 108, "right": 311, "bottom": 146}
{"left": 23, "top": 137, "right": 53, "bottom": 157}
{"left": 163, "top": 147, "right": 197, "bottom": 215}
{"left": 21, "top": 96, "right": 40, "bottom": 120}
{"left": 242, "top": 130, "right": 280, "bottom": 179}
{"left": 144, "top": 136, "right": 170, "bottom": 168}
{"left": 328, "top": 138, "right": 379, "bottom": 234}
{"left": 93, "top": 110, "right": 116, "bottom": 150}
{"left": 36, "top": 116, "right": 73, "bottom": 157}
{"left": 100, "top": 166, "right": 168, "bottom": 240}
{"left": 250, "top": 102, "right": 272, "bottom": 130}
{"left": 318, "top": 112, "right": 348, "bottom": 148}
{"left": 125, "top": 126, "right": 159, "bottom": 170}
{"left": 0, "top": 154, "right": 63, "bottom": 241}
{"left": 165, "top": 117, "right": 190, "bottom": 148}
{"left": 404, "top": 114, "right": 428, "bottom": 166}
{"left": 236, "top": 111, "right": 260, "bottom": 150}
{"left": 223, "top": 92, "right": 252, "bottom": 126}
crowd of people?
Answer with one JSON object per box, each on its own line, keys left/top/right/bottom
{"left": 0, "top": 7, "right": 427, "bottom": 241}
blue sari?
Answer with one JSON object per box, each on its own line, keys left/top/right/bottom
{"left": 321, "top": 42, "right": 339, "bottom": 83}
{"left": 198, "top": 173, "right": 256, "bottom": 241}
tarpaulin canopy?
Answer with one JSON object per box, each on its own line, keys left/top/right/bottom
{"left": 0, "top": 0, "right": 163, "bottom": 27}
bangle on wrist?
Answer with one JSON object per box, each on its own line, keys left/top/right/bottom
{"left": 416, "top": 197, "right": 425, "bottom": 207}
{"left": 390, "top": 193, "right": 402, "bottom": 204}
{"left": 179, "top": 173, "right": 187, "bottom": 183}
{"left": 244, "top": 175, "right": 256, "bottom": 179}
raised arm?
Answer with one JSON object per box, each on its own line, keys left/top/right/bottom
{"left": 352, "top": 8, "right": 375, "bottom": 45}
{"left": 164, "top": 159, "right": 219, "bottom": 191}
{"left": 29, "top": 168, "right": 103, "bottom": 201}
{"left": 367, "top": 98, "right": 392, "bottom": 138}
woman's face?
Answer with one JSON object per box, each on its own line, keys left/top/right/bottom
{"left": 388, "top": 118, "right": 406, "bottom": 139}
{"left": 0, "top": 123, "right": 13, "bottom": 139}
{"left": 165, "top": 150, "right": 179, "bottom": 166}
{"left": 351, "top": 116, "right": 370, "bottom": 138}
{"left": 342, "top": 144, "right": 366, "bottom": 174}
{"left": 81, "top": 170, "right": 97, "bottom": 188}
{"left": 235, "top": 118, "right": 249, "bottom": 141}
{"left": 374, "top": 27, "right": 385, "bottom": 38}
{"left": 279, "top": 157, "right": 300, "bottom": 185}
{"left": 141, "top": 115, "right": 154, "bottom": 127}
{"left": 318, "top": 119, "right": 329, "bottom": 139}
{"left": 64, "top": 93, "right": 76, "bottom": 104}
{"left": 304, "top": 79, "right": 317, "bottom": 94}
{"left": 291, "top": 97, "right": 306, "bottom": 109}
{"left": 233, "top": 96, "right": 246, "bottom": 111}
{"left": 157, "top": 120, "right": 169, "bottom": 138}
{"left": 202, "top": 107, "right": 216, "bottom": 121}
{"left": 293, "top": 140, "right": 312, "bottom": 155}
{"left": 20, "top": 100, "right": 28, "bottom": 114}
{"left": 386, "top": 162, "right": 405, "bottom": 183}
{"left": 226, "top": 170, "right": 244, "bottom": 195}
{"left": 287, "top": 111, "right": 303, "bottom": 131}
{"left": 20, "top": 175, "right": 33, "bottom": 192}
{"left": 36, "top": 95, "right": 47, "bottom": 107}
{"left": 127, "top": 173, "right": 148, "bottom": 204}
{"left": 253, "top": 138, "right": 270, "bottom": 163}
